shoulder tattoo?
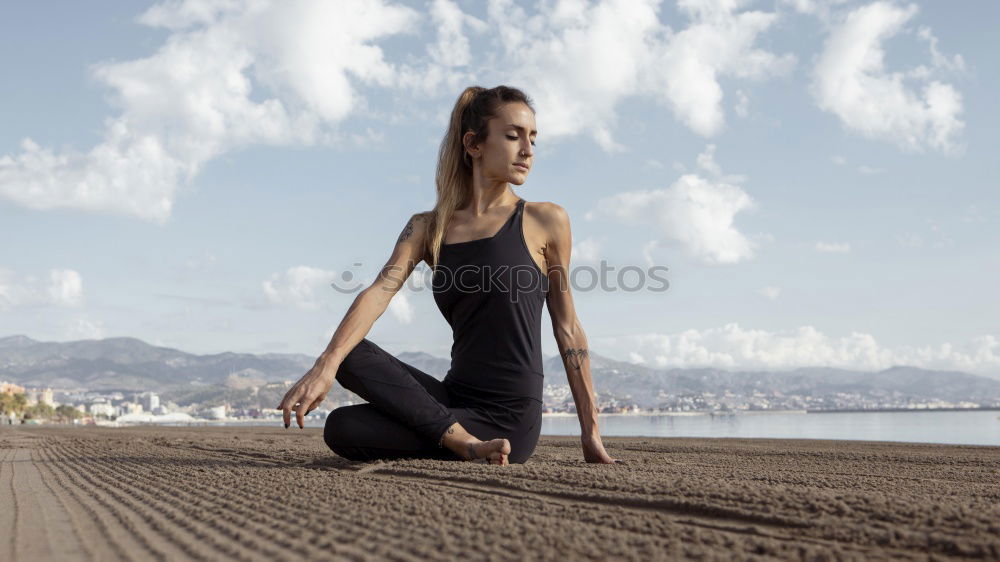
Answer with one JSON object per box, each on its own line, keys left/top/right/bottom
{"left": 397, "top": 214, "right": 428, "bottom": 243}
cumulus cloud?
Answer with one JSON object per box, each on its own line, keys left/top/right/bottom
{"left": 733, "top": 89, "right": 750, "bottom": 118}
{"left": 596, "top": 323, "right": 1000, "bottom": 377}
{"left": 571, "top": 237, "right": 603, "bottom": 263}
{"left": 387, "top": 291, "right": 415, "bottom": 324}
{"left": 593, "top": 144, "right": 759, "bottom": 264}
{"left": 68, "top": 317, "right": 105, "bottom": 339}
{"left": 263, "top": 263, "right": 419, "bottom": 323}
{"left": 262, "top": 266, "right": 341, "bottom": 310}
{"left": 779, "top": 0, "right": 850, "bottom": 18}
{"left": 0, "top": 0, "right": 467, "bottom": 223}
{"left": 487, "top": 0, "right": 795, "bottom": 149}
{"left": 810, "top": 1, "right": 964, "bottom": 154}
{"left": 0, "top": 0, "right": 800, "bottom": 221}
{"left": 0, "top": 268, "right": 83, "bottom": 309}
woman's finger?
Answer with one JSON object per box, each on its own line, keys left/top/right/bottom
{"left": 294, "top": 398, "right": 308, "bottom": 429}
{"left": 305, "top": 396, "right": 324, "bottom": 415}
{"left": 281, "top": 389, "right": 302, "bottom": 428}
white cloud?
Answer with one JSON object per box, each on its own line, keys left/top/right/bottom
{"left": 779, "top": 0, "right": 850, "bottom": 18}
{"left": 262, "top": 265, "right": 340, "bottom": 310}
{"left": 395, "top": 0, "right": 486, "bottom": 95}
{"left": 0, "top": 268, "right": 83, "bottom": 309}
{"left": 695, "top": 143, "right": 746, "bottom": 183}
{"left": 734, "top": 89, "right": 750, "bottom": 118}
{"left": 68, "top": 317, "right": 105, "bottom": 339}
{"left": 0, "top": 0, "right": 464, "bottom": 223}
{"left": 595, "top": 323, "right": 1000, "bottom": 377}
{"left": 486, "top": 0, "right": 795, "bottom": 149}
{"left": 815, "top": 241, "right": 850, "bottom": 253}
{"left": 0, "top": 0, "right": 803, "bottom": 222}
{"left": 810, "top": 1, "right": 964, "bottom": 154}
{"left": 593, "top": 144, "right": 759, "bottom": 264}
{"left": 48, "top": 270, "right": 84, "bottom": 307}
{"left": 857, "top": 165, "right": 883, "bottom": 175}
{"left": 831, "top": 155, "right": 847, "bottom": 165}
{"left": 387, "top": 291, "right": 414, "bottom": 324}
{"left": 628, "top": 351, "right": 646, "bottom": 364}
{"left": 916, "top": 25, "right": 965, "bottom": 73}
{"left": 571, "top": 237, "right": 603, "bottom": 263}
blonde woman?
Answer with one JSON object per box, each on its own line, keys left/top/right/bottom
{"left": 278, "top": 85, "right": 619, "bottom": 466}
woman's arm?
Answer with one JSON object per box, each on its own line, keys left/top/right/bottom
{"left": 277, "top": 212, "right": 430, "bottom": 428}
{"left": 540, "top": 203, "right": 620, "bottom": 464}
{"left": 317, "top": 213, "right": 429, "bottom": 367}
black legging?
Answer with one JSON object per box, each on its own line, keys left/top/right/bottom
{"left": 323, "top": 338, "right": 543, "bottom": 464}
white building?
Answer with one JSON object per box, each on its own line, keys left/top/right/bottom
{"left": 142, "top": 392, "right": 160, "bottom": 412}
{"left": 121, "top": 402, "right": 144, "bottom": 414}
{"left": 89, "top": 401, "right": 116, "bottom": 418}
{"left": 206, "top": 405, "right": 227, "bottom": 420}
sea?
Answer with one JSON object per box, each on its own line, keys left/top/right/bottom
{"left": 195, "top": 409, "right": 1000, "bottom": 447}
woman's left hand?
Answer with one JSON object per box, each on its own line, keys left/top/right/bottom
{"left": 581, "top": 433, "right": 625, "bottom": 464}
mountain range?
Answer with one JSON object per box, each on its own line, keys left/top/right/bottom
{"left": 2, "top": 334, "right": 999, "bottom": 409}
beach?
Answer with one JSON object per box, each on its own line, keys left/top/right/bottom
{"left": 1, "top": 426, "right": 997, "bottom": 561}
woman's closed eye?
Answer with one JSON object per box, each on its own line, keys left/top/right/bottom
{"left": 506, "top": 134, "right": 536, "bottom": 146}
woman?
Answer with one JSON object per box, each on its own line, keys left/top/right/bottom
{"left": 277, "top": 85, "right": 619, "bottom": 466}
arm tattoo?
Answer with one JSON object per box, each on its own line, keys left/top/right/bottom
{"left": 397, "top": 218, "right": 415, "bottom": 242}
{"left": 466, "top": 443, "right": 478, "bottom": 460}
{"left": 397, "top": 214, "right": 428, "bottom": 244}
{"left": 563, "top": 347, "right": 589, "bottom": 371}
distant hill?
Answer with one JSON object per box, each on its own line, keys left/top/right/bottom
{"left": 0, "top": 334, "right": 312, "bottom": 392}
{"left": 2, "top": 334, "right": 999, "bottom": 408}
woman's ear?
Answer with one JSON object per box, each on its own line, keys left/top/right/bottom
{"left": 463, "top": 131, "right": 479, "bottom": 159}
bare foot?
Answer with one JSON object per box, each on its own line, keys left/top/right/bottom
{"left": 465, "top": 438, "right": 511, "bottom": 465}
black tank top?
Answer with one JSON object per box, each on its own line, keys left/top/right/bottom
{"left": 432, "top": 198, "right": 548, "bottom": 405}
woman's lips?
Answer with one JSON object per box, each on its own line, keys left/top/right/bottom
{"left": 514, "top": 163, "right": 529, "bottom": 170}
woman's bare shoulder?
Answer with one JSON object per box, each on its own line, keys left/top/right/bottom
{"left": 523, "top": 200, "right": 569, "bottom": 228}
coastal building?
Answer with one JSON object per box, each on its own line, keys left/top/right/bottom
{"left": 1, "top": 381, "right": 25, "bottom": 395}
{"left": 89, "top": 400, "right": 116, "bottom": 418}
{"left": 122, "top": 402, "right": 144, "bottom": 414}
{"left": 142, "top": 392, "right": 160, "bottom": 412}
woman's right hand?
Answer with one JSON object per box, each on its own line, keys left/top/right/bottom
{"left": 276, "top": 358, "right": 338, "bottom": 429}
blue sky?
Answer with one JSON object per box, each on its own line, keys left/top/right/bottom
{"left": 1, "top": 0, "right": 997, "bottom": 378}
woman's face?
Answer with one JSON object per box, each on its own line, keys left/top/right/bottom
{"left": 468, "top": 102, "right": 536, "bottom": 185}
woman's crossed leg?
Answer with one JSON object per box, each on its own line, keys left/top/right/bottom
{"left": 323, "top": 338, "right": 514, "bottom": 464}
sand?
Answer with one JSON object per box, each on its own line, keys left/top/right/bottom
{"left": 1, "top": 426, "right": 998, "bottom": 561}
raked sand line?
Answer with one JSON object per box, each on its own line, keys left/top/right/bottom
{"left": 2, "top": 426, "right": 998, "bottom": 561}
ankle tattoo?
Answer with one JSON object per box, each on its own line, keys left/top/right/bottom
{"left": 438, "top": 426, "right": 455, "bottom": 448}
